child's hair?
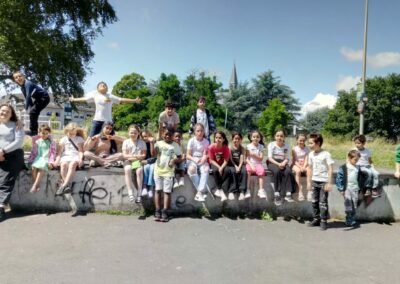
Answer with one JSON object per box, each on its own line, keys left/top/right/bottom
{"left": 174, "top": 130, "right": 182, "bottom": 137}
{"left": 309, "top": 133, "right": 323, "bottom": 147}
{"left": 128, "top": 124, "right": 141, "bottom": 138}
{"left": 231, "top": 131, "right": 242, "bottom": 140}
{"left": 64, "top": 122, "right": 85, "bottom": 138}
{"left": 296, "top": 133, "right": 307, "bottom": 141}
{"left": 248, "top": 130, "right": 264, "bottom": 145}
{"left": 163, "top": 126, "right": 175, "bottom": 137}
{"left": 0, "top": 103, "right": 18, "bottom": 122}
{"left": 141, "top": 129, "right": 153, "bottom": 138}
{"left": 194, "top": 123, "right": 204, "bottom": 131}
{"left": 102, "top": 122, "right": 117, "bottom": 154}
{"left": 97, "top": 81, "right": 108, "bottom": 89}
{"left": 214, "top": 131, "right": 228, "bottom": 146}
{"left": 348, "top": 149, "right": 361, "bottom": 159}
{"left": 275, "top": 128, "right": 286, "bottom": 137}
{"left": 353, "top": 134, "right": 366, "bottom": 144}
{"left": 39, "top": 124, "right": 51, "bottom": 133}
{"left": 102, "top": 121, "right": 113, "bottom": 131}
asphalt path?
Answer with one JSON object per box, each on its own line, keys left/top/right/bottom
{"left": 0, "top": 212, "right": 399, "bottom": 284}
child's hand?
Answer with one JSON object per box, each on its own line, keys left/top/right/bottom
{"left": 168, "top": 159, "right": 175, "bottom": 167}
{"left": 235, "top": 165, "right": 240, "bottom": 173}
{"left": 141, "top": 160, "right": 148, "bottom": 166}
{"left": 218, "top": 167, "right": 223, "bottom": 176}
{"left": 324, "top": 184, "right": 332, "bottom": 192}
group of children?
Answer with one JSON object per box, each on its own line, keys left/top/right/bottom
{"left": 25, "top": 81, "right": 386, "bottom": 226}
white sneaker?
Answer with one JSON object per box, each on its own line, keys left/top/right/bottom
{"left": 238, "top": 193, "right": 245, "bottom": 201}
{"left": 173, "top": 180, "right": 180, "bottom": 189}
{"left": 178, "top": 178, "right": 185, "bottom": 187}
{"left": 307, "top": 191, "right": 313, "bottom": 202}
{"left": 258, "top": 189, "right": 267, "bottom": 199}
{"left": 202, "top": 193, "right": 208, "bottom": 200}
{"left": 228, "top": 193, "right": 235, "bottom": 200}
{"left": 214, "top": 189, "right": 222, "bottom": 197}
{"left": 141, "top": 187, "right": 148, "bottom": 197}
{"left": 195, "top": 192, "right": 205, "bottom": 202}
{"left": 220, "top": 192, "right": 228, "bottom": 202}
{"left": 148, "top": 189, "right": 153, "bottom": 199}
{"left": 244, "top": 191, "right": 251, "bottom": 199}
{"left": 284, "top": 194, "right": 294, "bottom": 202}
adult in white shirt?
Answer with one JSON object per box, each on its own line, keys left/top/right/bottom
{"left": 70, "top": 81, "right": 141, "bottom": 137}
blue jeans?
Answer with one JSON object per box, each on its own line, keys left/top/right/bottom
{"left": 143, "top": 163, "right": 155, "bottom": 187}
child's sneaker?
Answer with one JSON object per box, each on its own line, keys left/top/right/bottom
{"left": 173, "top": 180, "right": 180, "bottom": 189}
{"left": 307, "top": 191, "right": 313, "bottom": 202}
{"left": 345, "top": 215, "right": 356, "bottom": 227}
{"left": 320, "top": 221, "right": 328, "bottom": 231}
{"left": 274, "top": 196, "right": 282, "bottom": 206}
{"left": 244, "top": 191, "right": 251, "bottom": 199}
{"left": 161, "top": 209, "right": 169, "bottom": 222}
{"left": 154, "top": 209, "right": 161, "bottom": 221}
{"left": 307, "top": 219, "right": 320, "bottom": 227}
{"left": 148, "top": 189, "right": 153, "bottom": 199}
{"left": 257, "top": 189, "right": 267, "bottom": 199}
{"left": 178, "top": 178, "right": 185, "bottom": 187}
{"left": 371, "top": 190, "right": 380, "bottom": 198}
{"left": 228, "top": 193, "right": 235, "bottom": 200}
{"left": 141, "top": 187, "right": 148, "bottom": 197}
{"left": 365, "top": 189, "right": 372, "bottom": 196}
{"left": 238, "top": 193, "right": 245, "bottom": 201}
{"left": 194, "top": 192, "right": 205, "bottom": 202}
{"left": 220, "top": 191, "right": 228, "bottom": 202}
{"left": 298, "top": 194, "right": 305, "bottom": 201}
{"left": 214, "top": 189, "right": 222, "bottom": 197}
{"left": 135, "top": 196, "right": 142, "bottom": 203}
{"left": 284, "top": 193, "right": 294, "bottom": 202}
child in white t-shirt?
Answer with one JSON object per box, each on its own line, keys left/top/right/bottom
{"left": 307, "top": 133, "right": 334, "bottom": 231}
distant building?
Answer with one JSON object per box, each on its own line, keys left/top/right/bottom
{"left": 1, "top": 93, "right": 94, "bottom": 130}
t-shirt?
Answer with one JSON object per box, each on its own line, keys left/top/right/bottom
{"left": 308, "top": 150, "right": 334, "bottom": 182}
{"left": 122, "top": 139, "right": 147, "bottom": 155}
{"left": 86, "top": 91, "right": 121, "bottom": 121}
{"left": 293, "top": 145, "right": 309, "bottom": 166}
{"left": 354, "top": 147, "right": 372, "bottom": 167}
{"left": 196, "top": 109, "right": 209, "bottom": 137}
{"left": 208, "top": 144, "right": 230, "bottom": 166}
{"left": 268, "top": 141, "right": 291, "bottom": 163}
{"left": 346, "top": 163, "right": 359, "bottom": 191}
{"left": 158, "top": 111, "right": 180, "bottom": 128}
{"left": 154, "top": 140, "right": 182, "bottom": 177}
{"left": 187, "top": 137, "right": 209, "bottom": 162}
{"left": 246, "top": 143, "right": 264, "bottom": 165}
{"left": 59, "top": 136, "right": 85, "bottom": 160}
{"left": 230, "top": 145, "right": 245, "bottom": 166}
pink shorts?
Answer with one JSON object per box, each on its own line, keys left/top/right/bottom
{"left": 246, "top": 164, "right": 265, "bottom": 176}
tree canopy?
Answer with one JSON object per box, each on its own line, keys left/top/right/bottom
{"left": 0, "top": 0, "right": 117, "bottom": 99}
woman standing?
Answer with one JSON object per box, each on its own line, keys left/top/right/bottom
{"left": 0, "top": 103, "right": 25, "bottom": 221}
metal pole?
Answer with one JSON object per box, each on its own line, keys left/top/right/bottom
{"left": 224, "top": 107, "right": 228, "bottom": 129}
{"left": 360, "top": 0, "right": 368, "bottom": 135}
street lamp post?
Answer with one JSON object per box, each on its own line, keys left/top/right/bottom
{"left": 359, "top": 0, "right": 369, "bottom": 135}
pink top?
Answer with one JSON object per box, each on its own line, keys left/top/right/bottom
{"left": 293, "top": 145, "right": 309, "bottom": 166}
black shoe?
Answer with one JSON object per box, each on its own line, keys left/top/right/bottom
{"left": 0, "top": 207, "right": 6, "bottom": 222}
{"left": 154, "top": 210, "right": 161, "bottom": 222}
{"left": 320, "top": 221, "right": 328, "bottom": 231}
{"left": 307, "top": 219, "right": 320, "bottom": 227}
{"left": 161, "top": 209, "right": 169, "bottom": 222}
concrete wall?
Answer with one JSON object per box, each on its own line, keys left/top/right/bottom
{"left": 9, "top": 168, "right": 400, "bottom": 221}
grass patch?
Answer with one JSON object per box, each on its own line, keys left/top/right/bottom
{"left": 260, "top": 210, "right": 274, "bottom": 221}
{"left": 96, "top": 209, "right": 145, "bottom": 216}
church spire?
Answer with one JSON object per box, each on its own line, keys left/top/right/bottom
{"left": 229, "top": 62, "right": 238, "bottom": 91}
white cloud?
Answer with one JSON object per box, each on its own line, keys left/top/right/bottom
{"left": 107, "top": 42, "right": 119, "bottom": 49}
{"left": 340, "top": 47, "right": 400, "bottom": 68}
{"left": 301, "top": 93, "right": 337, "bottom": 116}
{"left": 336, "top": 75, "right": 361, "bottom": 92}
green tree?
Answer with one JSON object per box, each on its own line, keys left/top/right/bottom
{"left": 0, "top": 0, "right": 117, "bottom": 99}
{"left": 323, "top": 90, "right": 358, "bottom": 137}
{"left": 256, "top": 98, "right": 293, "bottom": 139}
{"left": 324, "top": 73, "right": 400, "bottom": 140}
{"left": 111, "top": 73, "right": 151, "bottom": 130}
{"left": 253, "top": 71, "right": 300, "bottom": 117}
{"left": 224, "top": 82, "right": 256, "bottom": 134}
{"left": 300, "top": 107, "right": 330, "bottom": 133}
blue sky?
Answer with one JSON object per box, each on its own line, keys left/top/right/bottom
{"left": 84, "top": 0, "right": 400, "bottom": 109}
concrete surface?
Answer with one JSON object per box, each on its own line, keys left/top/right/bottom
{"left": 9, "top": 168, "right": 400, "bottom": 221}
{"left": 0, "top": 213, "right": 399, "bottom": 284}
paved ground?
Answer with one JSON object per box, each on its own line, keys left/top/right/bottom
{"left": 0, "top": 212, "right": 399, "bottom": 284}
